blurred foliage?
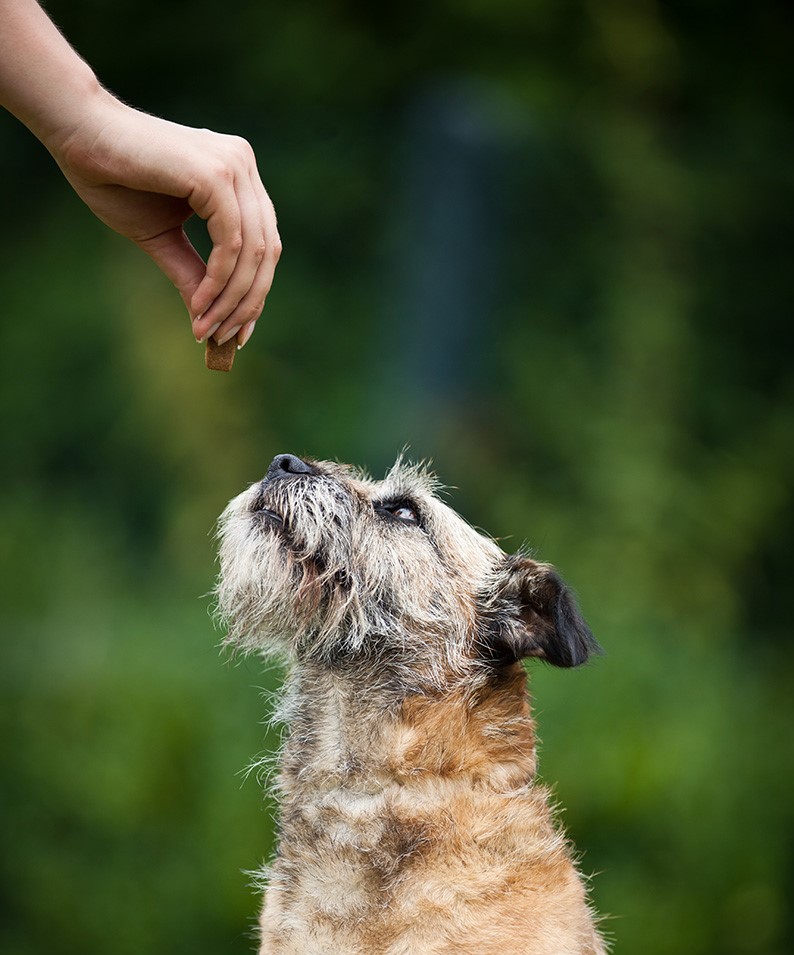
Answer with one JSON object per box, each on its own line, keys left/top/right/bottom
{"left": 1, "top": 1, "right": 793, "bottom": 953}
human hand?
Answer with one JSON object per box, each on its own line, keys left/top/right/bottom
{"left": 50, "top": 91, "right": 281, "bottom": 347}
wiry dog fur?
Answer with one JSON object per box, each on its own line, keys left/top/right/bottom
{"left": 217, "top": 454, "right": 607, "bottom": 955}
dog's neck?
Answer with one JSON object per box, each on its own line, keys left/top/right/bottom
{"left": 276, "top": 659, "right": 537, "bottom": 799}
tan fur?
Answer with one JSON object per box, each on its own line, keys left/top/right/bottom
{"left": 216, "top": 455, "right": 607, "bottom": 954}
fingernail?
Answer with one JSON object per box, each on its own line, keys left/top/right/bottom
{"left": 237, "top": 322, "right": 256, "bottom": 349}
{"left": 216, "top": 324, "right": 242, "bottom": 346}
{"left": 199, "top": 322, "right": 222, "bottom": 343}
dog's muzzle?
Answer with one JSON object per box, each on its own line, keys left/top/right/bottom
{"left": 251, "top": 453, "right": 318, "bottom": 530}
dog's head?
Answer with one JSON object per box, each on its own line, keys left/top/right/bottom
{"left": 216, "top": 454, "right": 598, "bottom": 684}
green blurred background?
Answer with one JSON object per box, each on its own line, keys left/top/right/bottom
{"left": 2, "top": 1, "right": 793, "bottom": 952}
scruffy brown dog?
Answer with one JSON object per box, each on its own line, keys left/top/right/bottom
{"left": 217, "top": 453, "right": 606, "bottom": 955}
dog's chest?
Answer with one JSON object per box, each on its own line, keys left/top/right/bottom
{"left": 278, "top": 783, "right": 427, "bottom": 899}
{"left": 261, "top": 682, "right": 601, "bottom": 955}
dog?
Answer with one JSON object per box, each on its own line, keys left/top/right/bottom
{"left": 217, "top": 453, "right": 607, "bottom": 955}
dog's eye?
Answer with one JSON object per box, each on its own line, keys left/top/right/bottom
{"left": 391, "top": 505, "right": 418, "bottom": 523}
{"left": 375, "top": 500, "right": 421, "bottom": 526}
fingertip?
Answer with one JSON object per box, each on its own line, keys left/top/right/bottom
{"left": 216, "top": 323, "right": 243, "bottom": 346}
{"left": 195, "top": 321, "right": 222, "bottom": 344}
{"left": 238, "top": 321, "right": 257, "bottom": 349}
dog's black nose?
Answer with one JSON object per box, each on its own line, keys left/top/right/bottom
{"left": 265, "top": 453, "right": 316, "bottom": 483}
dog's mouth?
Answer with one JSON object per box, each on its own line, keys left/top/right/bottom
{"left": 250, "top": 492, "right": 286, "bottom": 530}
{"left": 257, "top": 507, "right": 284, "bottom": 528}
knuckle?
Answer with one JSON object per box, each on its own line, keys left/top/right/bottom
{"left": 226, "top": 232, "right": 244, "bottom": 255}
{"left": 238, "top": 137, "right": 256, "bottom": 161}
{"left": 271, "top": 238, "right": 283, "bottom": 261}
{"left": 209, "top": 160, "right": 235, "bottom": 184}
{"left": 226, "top": 134, "right": 254, "bottom": 162}
{"left": 243, "top": 301, "right": 264, "bottom": 323}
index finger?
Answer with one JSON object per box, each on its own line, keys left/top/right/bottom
{"left": 186, "top": 167, "right": 243, "bottom": 320}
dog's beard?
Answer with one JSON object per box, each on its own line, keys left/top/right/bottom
{"left": 216, "top": 477, "right": 355, "bottom": 657}
{"left": 215, "top": 479, "right": 480, "bottom": 682}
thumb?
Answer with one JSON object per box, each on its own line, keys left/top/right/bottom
{"left": 138, "top": 226, "right": 208, "bottom": 319}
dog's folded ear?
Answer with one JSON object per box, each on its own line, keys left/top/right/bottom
{"left": 479, "top": 554, "right": 600, "bottom": 668}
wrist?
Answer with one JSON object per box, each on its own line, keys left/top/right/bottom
{"left": 36, "top": 71, "right": 112, "bottom": 160}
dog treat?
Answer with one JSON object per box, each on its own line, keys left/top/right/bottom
{"left": 205, "top": 336, "right": 236, "bottom": 372}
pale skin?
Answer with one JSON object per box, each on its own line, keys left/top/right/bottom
{"left": 0, "top": 0, "right": 281, "bottom": 348}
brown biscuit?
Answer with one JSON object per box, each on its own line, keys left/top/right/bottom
{"left": 205, "top": 336, "right": 236, "bottom": 372}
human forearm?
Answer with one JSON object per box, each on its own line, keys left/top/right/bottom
{"left": 0, "top": 0, "right": 104, "bottom": 150}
